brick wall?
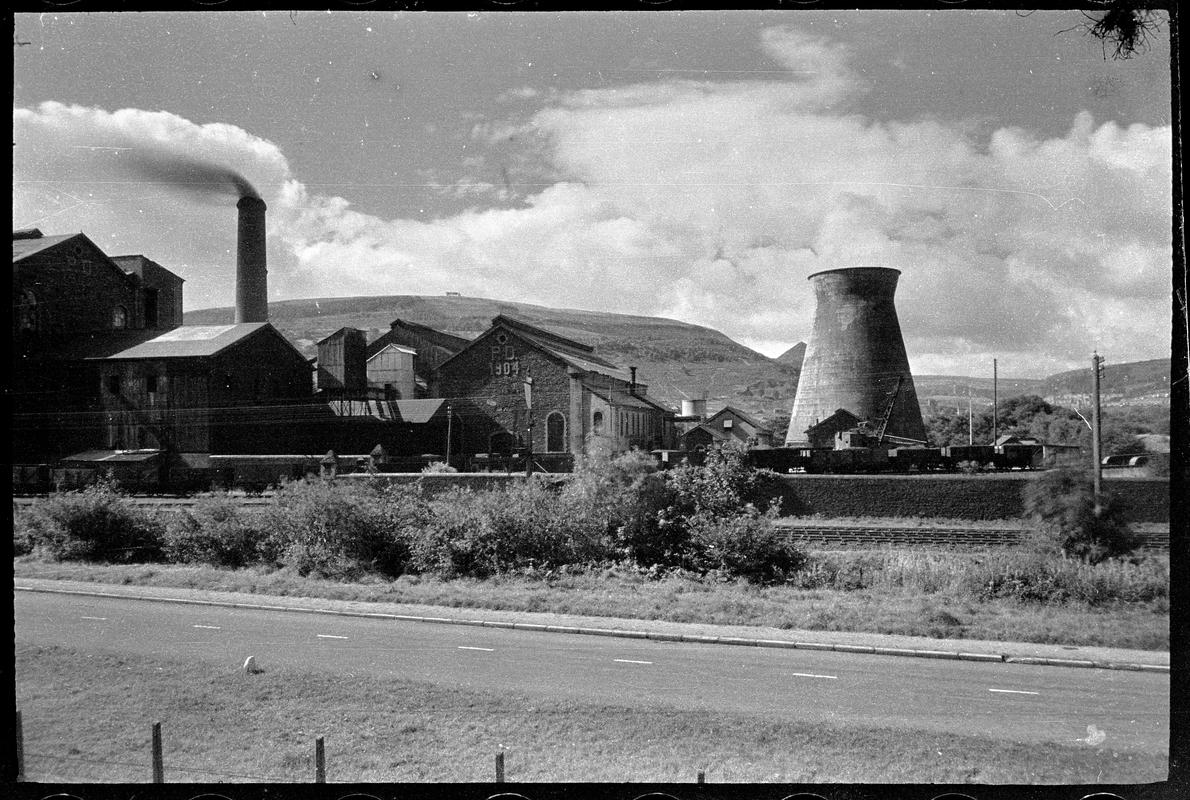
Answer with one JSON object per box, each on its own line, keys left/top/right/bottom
{"left": 764, "top": 473, "right": 1169, "bottom": 523}
{"left": 438, "top": 330, "right": 574, "bottom": 455}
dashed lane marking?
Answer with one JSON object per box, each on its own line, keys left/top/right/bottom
{"left": 192, "top": 625, "right": 222, "bottom": 630}
{"left": 458, "top": 646, "right": 495, "bottom": 652}
{"left": 316, "top": 634, "right": 349, "bottom": 640}
{"left": 790, "top": 672, "right": 838, "bottom": 680}
{"left": 80, "top": 616, "right": 107, "bottom": 621}
{"left": 989, "top": 688, "right": 1040, "bottom": 695}
{"left": 614, "top": 659, "right": 653, "bottom": 665}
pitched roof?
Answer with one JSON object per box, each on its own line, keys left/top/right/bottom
{"left": 704, "top": 405, "right": 772, "bottom": 433}
{"left": 323, "top": 398, "right": 445, "bottom": 423}
{"left": 87, "top": 323, "right": 288, "bottom": 360}
{"left": 13, "top": 232, "right": 86, "bottom": 262}
{"left": 489, "top": 315, "right": 625, "bottom": 376}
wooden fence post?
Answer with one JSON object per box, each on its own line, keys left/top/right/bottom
{"left": 151, "top": 722, "right": 164, "bottom": 783}
{"left": 495, "top": 750, "right": 505, "bottom": 782}
{"left": 315, "top": 736, "right": 326, "bottom": 783}
{"left": 697, "top": 769, "right": 705, "bottom": 784}
{"left": 15, "top": 710, "right": 24, "bottom": 782}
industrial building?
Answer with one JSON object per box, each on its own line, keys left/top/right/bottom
{"left": 682, "top": 406, "right": 775, "bottom": 451}
{"left": 436, "top": 315, "right": 677, "bottom": 469}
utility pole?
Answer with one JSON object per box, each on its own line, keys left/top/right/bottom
{"left": 1092, "top": 352, "right": 1104, "bottom": 517}
{"left": 992, "top": 358, "right": 998, "bottom": 445}
{"left": 967, "top": 386, "right": 973, "bottom": 446}
{"left": 523, "top": 375, "right": 534, "bottom": 477}
{"left": 445, "top": 404, "right": 453, "bottom": 469}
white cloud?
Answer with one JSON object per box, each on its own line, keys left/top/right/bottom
{"left": 12, "top": 25, "right": 1172, "bottom": 376}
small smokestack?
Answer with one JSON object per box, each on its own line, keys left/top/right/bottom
{"left": 236, "top": 196, "right": 268, "bottom": 323}
{"left": 629, "top": 366, "right": 637, "bottom": 395}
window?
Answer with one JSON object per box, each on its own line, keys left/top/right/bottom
{"left": 112, "top": 306, "right": 128, "bottom": 329}
{"left": 592, "top": 411, "right": 603, "bottom": 433}
{"left": 145, "top": 375, "right": 158, "bottom": 394}
{"left": 723, "top": 418, "right": 733, "bottom": 429}
{"left": 546, "top": 412, "right": 566, "bottom": 452}
{"left": 18, "top": 289, "right": 39, "bottom": 333}
{"left": 107, "top": 375, "right": 121, "bottom": 395}
{"left": 144, "top": 288, "right": 159, "bottom": 328}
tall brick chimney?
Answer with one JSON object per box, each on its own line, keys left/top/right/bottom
{"left": 235, "top": 195, "right": 268, "bottom": 323}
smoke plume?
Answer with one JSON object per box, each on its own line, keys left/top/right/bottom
{"left": 123, "top": 148, "right": 261, "bottom": 200}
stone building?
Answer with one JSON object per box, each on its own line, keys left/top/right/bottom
{"left": 682, "top": 406, "right": 775, "bottom": 451}
{"left": 436, "top": 315, "right": 676, "bottom": 467}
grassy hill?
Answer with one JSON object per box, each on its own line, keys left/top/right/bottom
{"left": 186, "top": 296, "right": 1168, "bottom": 422}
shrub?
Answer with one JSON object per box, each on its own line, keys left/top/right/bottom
{"left": 15, "top": 479, "right": 165, "bottom": 563}
{"left": 163, "top": 493, "right": 267, "bottom": 567}
{"left": 665, "top": 446, "right": 782, "bottom": 522}
{"left": 411, "top": 478, "right": 612, "bottom": 578}
{"left": 1023, "top": 468, "right": 1141, "bottom": 563}
{"left": 422, "top": 461, "right": 457, "bottom": 473}
{"left": 964, "top": 548, "right": 1168, "bottom": 606}
{"left": 683, "top": 508, "right": 806, "bottom": 584}
{"left": 261, "top": 479, "right": 429, "bottom": 578}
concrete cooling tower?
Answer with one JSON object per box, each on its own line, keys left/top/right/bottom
{"left": 785, "top": 267, "right": 926, "bottom": 447}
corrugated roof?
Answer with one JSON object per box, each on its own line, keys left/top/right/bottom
{"left": 323, "top": 398, "right": 445, "bottom": 423}
{"left": 89, "top": 323, "right": 272, "bottom": 360}
{"left": 60, "top": 449, "right": 164, "bottom": 463}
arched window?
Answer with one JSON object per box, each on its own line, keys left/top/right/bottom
{"left": 17, "top": 289, "right": 39, "bottom": 334}
{"left": 592, "top": 411, "right": 603, "bottom": 433}
{"left": 112, "top": 305, "right": 128, "bottom": 329}
{"left": 546, "top": 412, "right": 566, "bottom": 452}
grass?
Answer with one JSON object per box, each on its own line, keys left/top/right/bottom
{"left": 14, "top": 555, "right": 1169, "bottom": 651}
{"left": 15, "top": 643, "right": 1167, "bottom": 784}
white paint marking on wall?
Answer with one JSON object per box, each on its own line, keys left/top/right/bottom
{"left": 989, "top": 688, "right": 1040, "bottom": 695}
{"left": 317, "top": 634, "right": 349, "bottom": 640}
{"left": 614, "top": 659, "right": 654, "bottom": 665}
{"left": 790, "top": 672, "right": 838, "bottom": 680}
{"left": 192, "top": 625, "right": 222, "bottom": 630}
{"left": 458, "top": 646, "right": 495, "bottom": 652}
{"left": 80, "top": 616, "right": 107, "bottom": 621}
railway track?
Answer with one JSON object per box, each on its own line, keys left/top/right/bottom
{"left": 13, "top": 496, "right": 1169, "bottom": 551}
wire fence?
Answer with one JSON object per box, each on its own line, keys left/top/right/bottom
{"left": 14, "top": 710, "right": 562, "bottom": 785}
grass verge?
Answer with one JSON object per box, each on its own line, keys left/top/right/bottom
{"left": 16, "top": 643, "right": 1166, "bottom": 784}
{"left": 14, "top": 556, "right": 1169, "bottom": 651}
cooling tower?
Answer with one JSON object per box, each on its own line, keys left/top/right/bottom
{"left": 785, "top": 267, "right": 926, "bottom": 446}
{"left": 235, "top": 195, "right": 268, "bottom": 323}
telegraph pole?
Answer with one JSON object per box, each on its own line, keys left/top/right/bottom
{"left": 992, "top": 358, "right": 998, "bottom": 445}
{"left": 445, "top": 404, "right": 453, "bottom": 469}
{"left": 1092, "top": 352, "right": 1104, "bottom": 517}
{"left": 523, "top": 375, "right": 534, "bottom": 477}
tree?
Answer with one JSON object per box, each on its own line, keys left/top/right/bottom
{"left": 1022, "top": 468, "right": 1141, "bottom": 563}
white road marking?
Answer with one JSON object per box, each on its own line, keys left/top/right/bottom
{"left": 790, "top": 672, "right": 838, "bottom": 680}
{"left": 614, "top": 659, "right": 653, "bottom": 665}
{"left": 458, "top": 646, "right": 495, "bottom": 652}
{"left": 192, "top": 625, "right": 221, "bottom": 630}
{"left": 316, "top": 634, "right": 349, "bottom": 640}
{"left": 989, "top": 688, "right": 1040, "bottom": 695}
{"left": 80, "top": 616, "right": 107, "bottom": 621}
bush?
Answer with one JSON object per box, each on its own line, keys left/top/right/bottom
{"left": 163, "top": 494, "right": 267, "bottom": 567}
{"left": 411, "top": 478, "right": 612, "bottom": 578}
{"left": 683, "top": 508, "right": 806, "bottom": 584}
{"left": 964, "top": 548, "right": 1168, "bottom": 606}
{"left": 1023, "top": 468, "right": 1141, "bottom": 563}
{"left": 665, "top": 446, "right": 782, "bottom": 521}
{"left": 261, "top": 479, "right": 429, "bottom": 578}
{"left": 15, "top": 479, "right": 165, "bottom": 563}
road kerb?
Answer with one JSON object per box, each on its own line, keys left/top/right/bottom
{"left": 12, "top": 583, "right": 1167, "bottom": 673}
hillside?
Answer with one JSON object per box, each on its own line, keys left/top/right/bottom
{"left": 186, "top": 296, "right": 1169, "bottom": 422}
{"left": 185, "top": 295, "right": 801, "bottom": 422}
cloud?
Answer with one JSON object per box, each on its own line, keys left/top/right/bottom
{"left": 12, "top": 26, "right": 1171, "bottom": 376}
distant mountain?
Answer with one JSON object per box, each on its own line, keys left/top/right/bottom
{"left": 185, "top": 295, "right": 801, "bottom": 422}
{"left": 186, "top": 297, "right": 1167, "bottom": 421}
{"left": 775, "top": 342, "right": 806, "bottom": 368}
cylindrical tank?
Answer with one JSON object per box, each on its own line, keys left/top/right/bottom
{"left": 681, "top": 398, "right": 707, "bottom": 421}
{"left": 235, "top": 195, "right": 268, "bottom": 323}
{"left": 785, "top": 267, "right": 926, "bottom": 446}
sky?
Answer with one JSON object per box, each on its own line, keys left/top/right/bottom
{"left": 12, "top": 9, "right": 1174, "bottom": 377}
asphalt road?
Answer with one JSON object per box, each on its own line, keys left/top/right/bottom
{"left": 15, "top": 591, "right": 1169, "bottom": 753}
